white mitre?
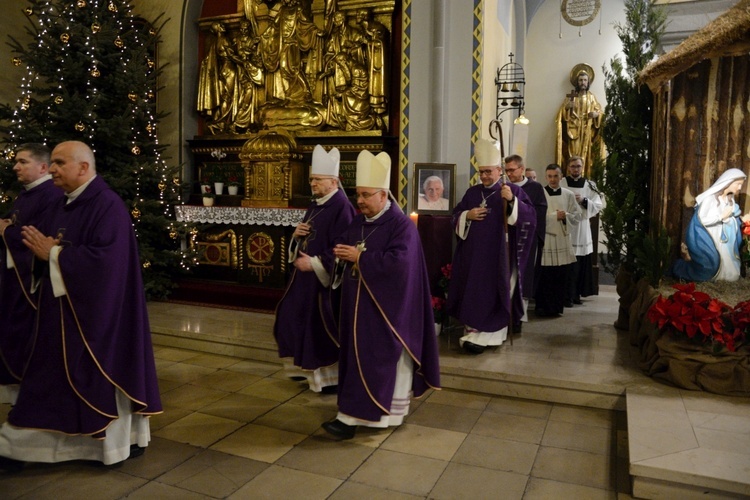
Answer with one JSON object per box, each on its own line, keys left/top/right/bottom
{"left": 356, "top": 150, "right": 391, "bottom": 189}
{"left": 475, "top": 138, "right": 501, "bottom": 167}
{"left": 311, "top": 144, "right": 340, "bottom": 177}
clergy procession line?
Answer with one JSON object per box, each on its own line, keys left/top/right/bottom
{"left": 0, "top": 138, "right": 600, "bottom": 472}
{"left": 273, "top": 140, "right": 601, "bottom": 438}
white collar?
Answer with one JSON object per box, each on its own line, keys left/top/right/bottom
{"left": 314, "top": 187, "right": 338, "bottom": 205}
{"left": 365, "top": 200, "right": 391, "bottom": 222}
{"left": 65, "top": 175, "right": 97, "bottom": 204}
{"left": 24, "top": 174, "right": 52, "bottom": 190}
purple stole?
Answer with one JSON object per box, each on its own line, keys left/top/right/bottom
{"left": 0, "top": 180, "right": 64, "bottom": 384}
{"left": 447, "top": 182, "right": 536, "bottom": 331}
{"left": 8, "top": 176, "right": 162, "bottom": 436}
{"left": 334, "top": 203, "right": 440, "bottom": 421}
{"left": 274, "top": 189, "right": 356, "bottom": 369}
{"left": 519, "top": 179, "right": 547, "bottom": 298}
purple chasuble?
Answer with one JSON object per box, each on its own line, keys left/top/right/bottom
{"left": 519, "top": 180, "right": 547, "bottom": 299}
{"left": 8, "top": 176, "right": 162, "bottom": 436}
{"left": 335, "top": 203, "right": 440, "bottom": 421}
{"left": 273, "top": 189, "right": 356, "bottom": 370}
{"left": 0, "top": 180, "right": 65, "bottom": 385}
{"left": 447, "top": 182, "right": 536, "bottom": 332}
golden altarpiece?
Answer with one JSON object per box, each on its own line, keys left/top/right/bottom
{"left": 180, "top": 0, "right": 399, "bottom": 295}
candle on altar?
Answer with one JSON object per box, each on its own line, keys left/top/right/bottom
{"left": 410, "top": 212, "right": 419, "bottom": 226}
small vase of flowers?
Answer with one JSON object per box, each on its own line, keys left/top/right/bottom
{"left": 227, "top": 175, "right": 240, "bottom": 195}
{"left": 202, "top": 186, "right": 216, "bottom": 207}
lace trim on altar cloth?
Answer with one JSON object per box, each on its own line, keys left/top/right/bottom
{"left": 175, "top": 206, "right": 306, "bottom": 227}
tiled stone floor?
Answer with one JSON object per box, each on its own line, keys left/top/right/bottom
{"left": 3, "top": 284, "right": 750, "bottom": 498}
{"left": 0, "top": 347, "right": 629, "bottom": 499}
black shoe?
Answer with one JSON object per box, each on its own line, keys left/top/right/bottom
{"left": 573, "top": 299, "right": 583, "bottom": 305}
{"left": 462, "top": 341, "right": 485, "bottom": 354}
{"left": 322, "top": 419, "right": 356, "bottom": 440}
{"left": 0, "top": 456, "right": 25, "bottom": 473}
{"left": 563, "top": 301, "right": 573, "bottom": 308}
{"left": 536, "top": 309, "right": 561, "bottom": 318}
{"left": 512, "top": 323, "right": 522, "bottom": 334}
{"left": 320, "top": 385, "right": 338, "bottom": 395}
{"left": 129, "top": 444, "right": 145, "bottom": 459}
{"left": 290, "top": 376, "right": 307, "bottom": 381}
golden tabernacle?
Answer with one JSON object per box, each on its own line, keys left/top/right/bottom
{"left": 239, "top": 130, "right": 304, "bottom": 207}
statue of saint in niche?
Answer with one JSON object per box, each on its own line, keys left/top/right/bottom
{"left": 555, "top": 64, "right": 604, "bottom": 174}
{"left": 355, "top": 9, "right": 389, "bottom": 115}
{"left": 197, "top": 22, "right": 237, "bottom": 133}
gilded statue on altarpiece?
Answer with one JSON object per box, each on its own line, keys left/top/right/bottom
{"left": 196, "top": 0, "right": 392, "bottom": 135}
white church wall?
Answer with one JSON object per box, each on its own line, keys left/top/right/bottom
{"left": 408, "top": 0, "right": 477, "bottom": 201}
{"left": 405, "top": 0, "right": 434, "bottom": 212}
{"left": 524, "top": 0, "right": 626, "bottom": 173}
{"left": 132, "top": 0, "right": 198, "bottom": 172}
{"left": 482, "top": 0, "right": 513, "bottom": 155}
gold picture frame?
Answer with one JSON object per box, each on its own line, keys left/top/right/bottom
{"left": 413, "top": 163, "right": 456, "bottom": 215}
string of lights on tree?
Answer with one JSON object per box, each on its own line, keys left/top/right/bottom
{"left": 0, "top": 0, "right": 198, "bottom": 298}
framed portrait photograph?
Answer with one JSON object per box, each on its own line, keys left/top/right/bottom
{"left": 413, "top": 163, "right": 456, "bottom": 214}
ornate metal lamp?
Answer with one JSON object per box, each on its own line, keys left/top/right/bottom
{"left": 495, "top": 53, "right": 526, "bottom": 122}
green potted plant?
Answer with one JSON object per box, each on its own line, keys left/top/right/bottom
{"left": 213, "top": 173, "right": 224, "bottom": 196}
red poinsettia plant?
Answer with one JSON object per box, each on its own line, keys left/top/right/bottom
{"left": 431, "top": 264, "right": 452, "bottom": 324}
{"left": 432, "top": 296, "right": 446, "bottom": 323}
{"left": 202, "top": 185, "right": 215, "bottom": 198}
{"left": 228, "top": 175, "right": 240, "bottom": 187}
{"left": 741, "top": 220, "right": 750, "bottom": 265}
{"left": 729, "top": 300, "right": 750, "bottom": 345}
{"left": 647, "top": 283, "right": 747, "bottom": 352}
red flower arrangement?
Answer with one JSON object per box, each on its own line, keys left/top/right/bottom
{"left": 432, "top": 263, "right": 452, "bottom": 324}
{"left": 741, "top": 220, "right": 750, "bottom": 265}
{"left": 647, "top": 283, "right": 747, "bottom": 352}
{"left": 202, "top": 185, "right": 215, "bottom": 198}
{"left": 432, "top": 296, "right": 446, "bottom": 323}
{"left": 228, "top": 175, "right": 240, "bottom": 187}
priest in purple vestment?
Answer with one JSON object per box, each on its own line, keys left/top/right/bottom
{"left": 0, "top": 144, "right": 64, "bottom": 405}
{"left": 274, "top": 145, "right": 356, "bottom": 393}
{"left": 0, "top": 141, "right": 162, "bottom": 471}
{"left": 322, "top": 150, "right": 440, "bottom": 440}
{"left": 447, "top": 139, "right": 536, "bottom": 354}
{"left": 505, "top": 154, "right": 546, "bottom": 333}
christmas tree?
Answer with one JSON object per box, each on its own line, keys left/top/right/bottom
{"left": 0, "top": 0, "right": 197, "bottom": 299}
{"left": 593, "top": 0, "right": 666, "bottom": 279}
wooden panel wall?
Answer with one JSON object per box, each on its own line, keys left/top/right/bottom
{"left": 650, "top": 55, "right": 750, "bottom": 258}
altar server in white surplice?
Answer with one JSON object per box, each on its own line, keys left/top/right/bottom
{"left": 536, "top": 164, "right": 581, "bottom": 317}
{"left": 560, "top": 155, "right": 602, "bottom": 303}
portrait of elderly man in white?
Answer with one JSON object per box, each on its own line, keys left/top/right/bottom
{"left": 417, "top": 174, "right": 450, "bottom": 211}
